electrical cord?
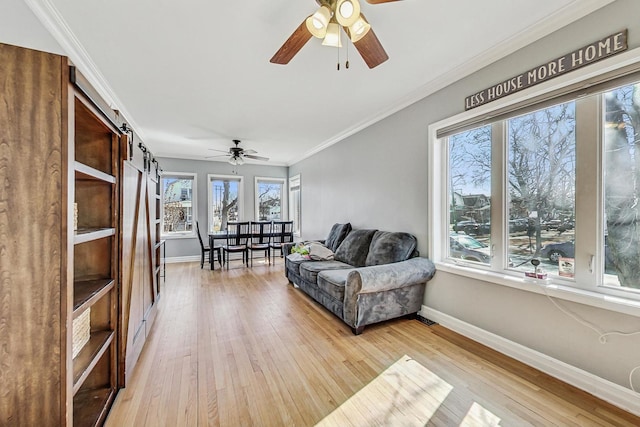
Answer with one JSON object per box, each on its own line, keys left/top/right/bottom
{"left": 537, "top": 279, "right": 640, "bottom": 391}
{"left": 630, "top": 366, "right": 640, "bottom": 393}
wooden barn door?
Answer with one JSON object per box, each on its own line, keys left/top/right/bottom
{"left": 119, "top": 139, "right": 159, "bottom": 384}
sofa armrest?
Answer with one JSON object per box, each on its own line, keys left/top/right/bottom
{"left": 283, "top": 242, "right": 296, "bottom": 256}
{"left": 343, "top": 257, "right": 436, "bottom": 327}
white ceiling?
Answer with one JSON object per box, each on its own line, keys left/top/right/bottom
{"left": 20, "top": 0, "right": 612, "bottom": 165}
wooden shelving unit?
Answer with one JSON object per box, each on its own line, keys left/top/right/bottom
{"left": 70, "top": 85, "right": 120, "bottom": 426}
{"left": 0, "top": 42, "right": 125, "bottom": 426}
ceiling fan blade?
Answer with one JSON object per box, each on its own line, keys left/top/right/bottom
{"left": 244, "top": 154, "right": 269, "bottom": 161}
{"left": 208, "top": 148, "right": 231, "bottom": 153}
{"left": 365, "top": 0, "right": 403, "bottom": 4}
{"left": 270, "top": 19, "right": 313, "bottom": 65}
{"left": 205, "top": 154, "right": 230, "bottom": 159}
{"left": 352, "top": 26, "right": 389, "bottom": 69}
{"left": 242, "top": 149, "right": 257, "bottom": 154}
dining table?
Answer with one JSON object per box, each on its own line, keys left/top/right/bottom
{"left": 208, "top": 228, "right": 293, "bottom": 270}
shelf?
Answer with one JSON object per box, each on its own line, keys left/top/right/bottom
{"left": 73, "top": 386, "right": 115, "bottom": 427}
{"left": 155, "top": 194, "right": 161, "bottom": 200}
{"left": 74, "top": 228, "right": 115, "bottom": 245}
{"left": 75, "top": 161, "right": 116, "bottom": 184}
{"left": 73, "top": 279, "right": 115, "bottom": 318}
{"left": 73, "top": 330, "right": 114, "bottom": 394}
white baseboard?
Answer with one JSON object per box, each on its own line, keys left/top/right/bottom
{"left": 420, "top": 305, "right": 640, "bottom": 416}
{"left": 166, "top": 256, "right": 199, "bottom": 264}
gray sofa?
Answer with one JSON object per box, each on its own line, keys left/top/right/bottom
{"left": 284, "top": 223, "right": 436, "bottom": 334}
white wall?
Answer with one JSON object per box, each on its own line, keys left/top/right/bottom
{"left": 0, "top": 0, "right": 63, "bottom": 54}
{"left": 290, "top": 0, "right": 640, "bottom": 398}
{"left": 156, "top": 157, "right": 287, "bottom": 258}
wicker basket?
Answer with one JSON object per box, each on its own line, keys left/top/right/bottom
{"left": 72, "top": 308, "right": 90, "bottom": 359}
{"left": 73, "top": 203, "right": 78, "bottom": 231}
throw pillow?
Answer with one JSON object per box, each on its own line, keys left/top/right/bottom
{"left": 325, "top": 222, "right": 352, "bottom": 252}
{"left": 365, "top": 231, "right": 417, "bottom": 266}
{"left": 334, "top": 229, "right": 377, "bottom": 267}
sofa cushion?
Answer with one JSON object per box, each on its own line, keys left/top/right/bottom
{"left": 325, "top": 223, "right": 352, "bottom": 252}
{"left": 285, "top": 253, "right": 309, "bottom": 275}
{"left": 317, "top": 269, "right": 353, "bottom": 302}
{"left": 299, "top": 260, "right": 353, "bottom": 284}
{"left": 334, "top": 229, "right": 377, "bottom": 267}
{"left": 365, "top": 231, "right": 417, "bottom": 266}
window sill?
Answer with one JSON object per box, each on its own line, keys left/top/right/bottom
{"left": 161, "top": 233, "right": 196, "bottom": 240}
{"left": 435, "top": 261, "right": 640, "bottom": 319}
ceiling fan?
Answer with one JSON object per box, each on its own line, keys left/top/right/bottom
{"left": 270, "top": 0, "right": 402, "bottom": 69}
{"left": 206, "top": 139, "right": 269, "bottom": 165}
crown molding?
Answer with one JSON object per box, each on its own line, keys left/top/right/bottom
{"left": 287, "top": 0, "right": 615, "bottom": 166}
{"left": 23, "top": 0, "right": 145, "bottom": 141}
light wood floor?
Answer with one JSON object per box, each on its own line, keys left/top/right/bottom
{"left": 105, "top": 259, "right": 640, "bottom": 426}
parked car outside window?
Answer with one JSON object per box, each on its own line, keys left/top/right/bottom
{"left": 540, "top": 237, "right": 614, "bottom": 270}
{"left": 453, "top": 220, "right": 480, "bottom": 235}
{"left": 450, "top": 233, "right": 491, "bottom": 264}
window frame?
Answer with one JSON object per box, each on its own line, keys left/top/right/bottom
{"left": 254, "top": 176, "right": 287, "bottom": 222}
{"left": 289, "top": 174, "right": 301, "bottom": 237}
{"left": 207, "top": 174, "right": 244, "bottom": 233}
{"left": 429, "top": 47, "right": 640, "bottom": 316}
{"left": 160, "top": 171, "right": 197, "bottom": 239}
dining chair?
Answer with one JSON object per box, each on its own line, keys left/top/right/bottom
{"left": 196, "top": 220, "right": 221, "bottom": 269}
{"left": 270, "top": 221, "right": 294, "bottom": 263}
{"left": 222, "top": 221, "right": 250, "bottom": 269}
{"left": 248, "top": 221, "right": 272, "bottom": 267}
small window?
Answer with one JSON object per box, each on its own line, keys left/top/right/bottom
{"left": 289, "top": 175, "right": 301, "bottom": 236}
{"left": 209, "top": 174, "right": 243, "bottom": 232}
{"left": 255, "top": 177, "right": 286, "bottom": 221}
{"left": 161, "top": 173, "right": 196, "bottom": 238}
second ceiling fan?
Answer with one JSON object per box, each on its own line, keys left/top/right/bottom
{"left": 206, "top": 140, "right": 269, "bottom": 165}
{"left": 270, "top": 0, "right": 402, "bottom": 69}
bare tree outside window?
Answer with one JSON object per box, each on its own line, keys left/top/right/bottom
{"left": 257, "top": 182, "right": 282, "bottom": 221}
{"left": 604, "top": 84, "right": 640, "bottom": 289}
{"left": 507, "top": 102, "right": 576, "bottom": 272}
{"left": 162, "top": 177, "right": 193, "bottom": 234}
{"left": 449, "top": 126, "right": 492, "bottom": 265}
{"left": 211, "top": 178, "right": 239, "bottom": 232}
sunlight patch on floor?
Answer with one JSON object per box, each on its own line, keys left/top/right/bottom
{"left": 460, "top": 402, "right": 502, "bottom": 426}
{"left": 316, "top": 354, "right": 454, "bottom": 426}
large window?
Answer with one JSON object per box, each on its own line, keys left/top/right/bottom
{"left": 161, "top": 173, "right": 196, "bottom": 237}
{"left": 507, "top": 102, "right": 576, "bottom": 274}
{"left": 603, "top": 83, "right": 640, "bottom": 290}
{"left": 432, "top": 70, "right": 640, "bottom": 302}
{"left": 255, "top": 177, "right": 286, "bottom": 221}
{"left": 449, "top": 126, "right": 492, "bottom": 265}
{"left": 208, "top": 174, "right": 243, "bottom": 232}
{"left": 289, "top": 174, "right": 301, "bottom": 236}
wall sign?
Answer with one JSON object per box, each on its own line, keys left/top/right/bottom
{"left": 465, "top": 30, "right": 628, "bottom": 110}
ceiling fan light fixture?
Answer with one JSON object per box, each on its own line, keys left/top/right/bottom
{"left": 322, "top": 22, "right": 342, "bottom": 47}
{"left": 306, "top": 5, "right": 331, "bottom": 38}
{"left": 348, "top": 15, "right": 371, "bottom": 42}
{"left": 336, "top": 0, "right": 360, "bottom": 27}
{"left": 236, "top": 155, "right": 245, "bottom": 165}
{"left": 306, "top": 17, "right": 325, "bottom": 38}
